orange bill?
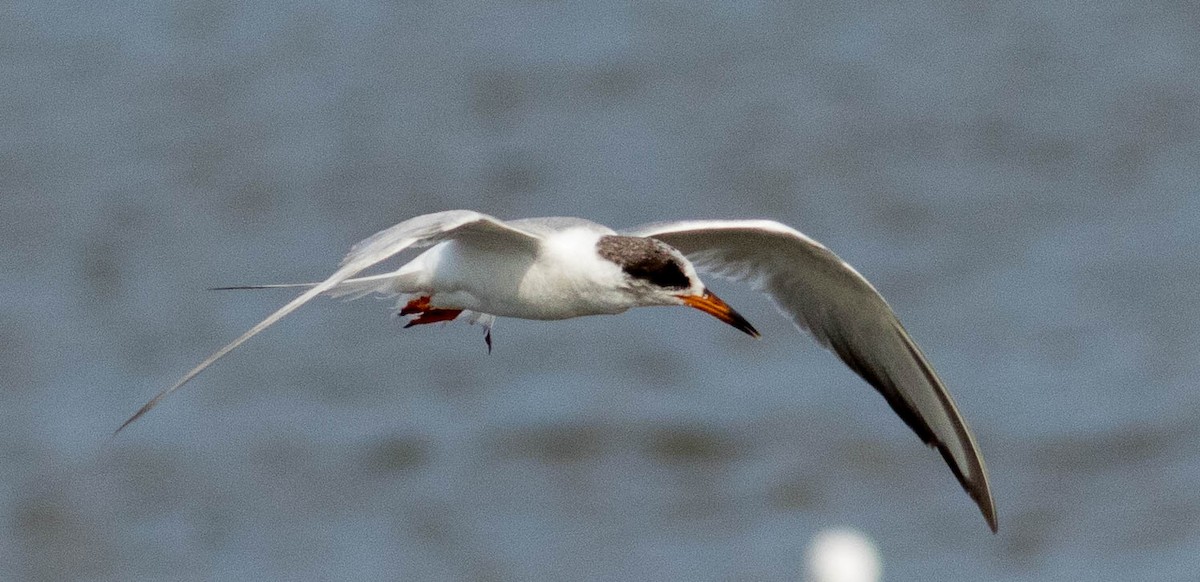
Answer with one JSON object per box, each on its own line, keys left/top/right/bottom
{"left": 679, "top": 290, "right": 761, "bottom": 338}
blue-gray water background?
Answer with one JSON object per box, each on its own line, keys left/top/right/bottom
{"left": 4, "top": 1, "right": 1199, "bottom": 580}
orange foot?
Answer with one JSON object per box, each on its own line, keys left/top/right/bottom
{"left": 400, "top": 296, "right": 462, "bottom": 328}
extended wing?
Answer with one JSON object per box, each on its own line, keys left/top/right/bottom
{"left": 628, "top": 219, "right": 996, "bottom": 531}
{"left": 116, "top": 210, "right": 540, "bottom": 434}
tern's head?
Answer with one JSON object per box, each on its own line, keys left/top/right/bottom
{"left": 595, "top": 235, "right": 760, "bottom": 338}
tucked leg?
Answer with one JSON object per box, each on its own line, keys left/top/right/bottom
{"left": 400, "top": 296, "right": 462, "bottom": 328}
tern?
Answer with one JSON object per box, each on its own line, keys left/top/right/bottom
{"left": 117, "top": 210, "right": 996, "bottom": 531}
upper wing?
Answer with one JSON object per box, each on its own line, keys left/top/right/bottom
{"left": 116, "top": 210, "right": 540, "bottom": 434}
{"left": 627, "top": 219, "right": 997, "bottom": 531}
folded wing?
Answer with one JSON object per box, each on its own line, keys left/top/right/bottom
{"left": 627, "top": 219, "right": 996, "bottom": 531}
{"left": 116, "top": 210, "right": 541, "bottom": 434}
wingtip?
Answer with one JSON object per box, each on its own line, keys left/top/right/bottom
{"left": 963, "top": 447, "right": 998, "bottom": 533}
{"left": 977, "top": 489, "right": 999, "bottom": 533}
{"left": 957, "top": 467, "right": 997, "bottom": 533}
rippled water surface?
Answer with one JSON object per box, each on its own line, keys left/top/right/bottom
{"left": 3, "top": 2, "right": 1199, "bottom": 580}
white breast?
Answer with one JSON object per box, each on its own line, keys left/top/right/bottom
{"left": 424, "top": 228, "right": 632, "bottom": 320}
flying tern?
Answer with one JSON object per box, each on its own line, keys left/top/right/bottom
{"left": 117, "top": 210, "right": 996, "bottom": 531}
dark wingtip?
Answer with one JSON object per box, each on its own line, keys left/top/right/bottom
{"left": 828, "top": 326, "right": 997, "bottom": 532}
{"left": 976, "top": 486, "right": 999, "bottom": 533}
{"left": 930, "top": 437, "right": 997, "bottom": 533}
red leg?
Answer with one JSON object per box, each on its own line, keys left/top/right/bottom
{"left": 399, "top": 296, "right": 431, "bottom": 316}
{"left": 400, "top": 296, "right": 462, "bottom": 328}
{"left": 404, "top": 309, "right": 463, "bottom": 328}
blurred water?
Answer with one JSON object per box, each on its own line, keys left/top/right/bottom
{"left": 3, "top": 1, "right": 1199, "bottom": 580}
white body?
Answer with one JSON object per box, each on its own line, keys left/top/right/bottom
{"left": 401, "top": 229, "right": 644, "bottom": 319}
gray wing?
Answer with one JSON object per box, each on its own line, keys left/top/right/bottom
{"left": 116, "top": 210, "right": 540, "bottom": 434}
{"left": 628, "top": 219, "right": 996, "bottom": 531}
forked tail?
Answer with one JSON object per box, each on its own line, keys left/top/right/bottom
{"left": 214, "top": 277, "right": 497, "bottom": 351}
{"left": 210, "top": 272, "right": 411, "bottom": 300}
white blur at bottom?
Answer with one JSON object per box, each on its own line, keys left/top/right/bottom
{"left": 806, "top": 528, "right": 882, "bottom": 582}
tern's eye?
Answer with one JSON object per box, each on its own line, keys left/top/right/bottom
{"left": 596, "top": 235, "right": 691, "bottom": 290}
{"left": 622, "top": 257, "right": 689, "bottom": 289}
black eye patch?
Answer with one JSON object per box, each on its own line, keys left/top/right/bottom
{"left": 596, "top": 235, "right": 691, "bottom": 290}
